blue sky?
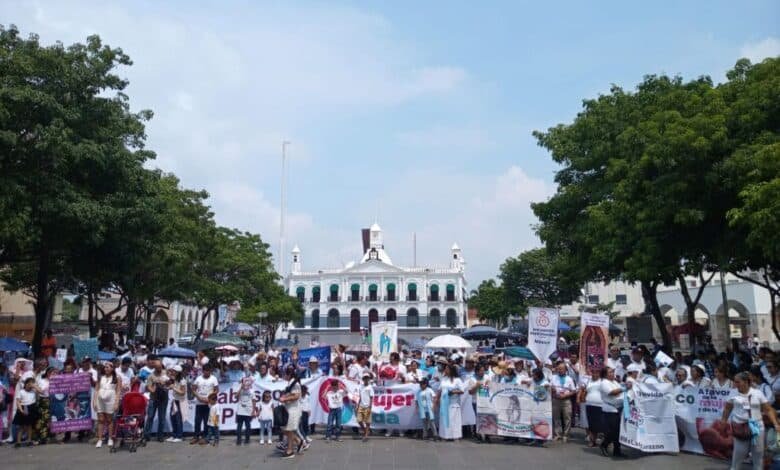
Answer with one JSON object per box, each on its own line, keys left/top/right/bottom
{"left": 5, "top": 0, "right": 779, "bottom": 285}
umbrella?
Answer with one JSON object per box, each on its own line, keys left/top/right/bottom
{"left": 98, "top": 350, "right": 116, "bottom": 361}
{"left": 273, "top": 338, "right": 295, "bottom": 348}
{"left": 460, "top": 325, "right": 499, "bottom": 340}
{"left": 207, "top": 333, "right": 247, "bottom": 346}
{"left": 424, "top": 334, "right": 473, "bottom": 350}
{"left": 158, "top": 346, "right": 196, "bottom": 359}
{"left": 0, "top": 337, "right": 29, "bottom": 352}
{"left": 215, "top": 344, "right": 239, "bottom": 352}
{"left": 558, "top": 323, "right": 572, "bottom": 332}
{"left": 502, "top": 346, "right": 536, "bottom": 361}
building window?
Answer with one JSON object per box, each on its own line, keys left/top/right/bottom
{"left": 312, "top": 286, "right": 321, "bottom": 303}
{"left": 327, "top": 309, "right": 340, "bottom": 328}
{"left": 429, "top": 284, "right": 439, "bottom": 302}
{"left": 429, "top": 309, "right": 441, "bottom": 327}
{"left": 368, "top": 309, "right": 379, "bottom": 327}
{"left": 687, "top": 280, "right": 698, "bottom": 288}
{"left": 350, "top": 309, "right": 361, "bottom": 332}
{"left": 351, "top": 283, "right": 360, "bottom": 301}
{"left": 311, "top": 309, "right": 320, "bottom": 329}
{"left": 368, "top": 284, "right": 378, "bottom": 301}
{"left": 407, "top": 308, "right": 419, "bottom": 327}
{"left": 386, "top": 308, "right": 397, "bottom": 322}
{"left": 296, "top": 286, "right": 305, "bottom": 303}
{"left": 407, "top": 283, "right": 417, "bottom": 301}
{"left": 446, "top": 284, "right": 455, "bottom": 301}
{"left": 587, "top": 295, "right": 599, "bottom": 304}
{"left": 615, "top": 294, "right": 627, "bottom": 305}
{"left": 329, "top": 284, "right": 339, "bottom": 302}
{"left": 386, "top": 283, "right": 396, "bottom": 301}
{"left": 445, "top": 308, "right": 457, "bottom": 328}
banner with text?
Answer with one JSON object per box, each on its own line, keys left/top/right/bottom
{"left": 371, "top": 321, "right": 398, "bottom": 363}
{"left": 619, "top": 381, "right": 679, "bottom": 453}
{"left": 527, "top": 307, "right": 559, "bottom": 363}
{"left": 674, "top": 385, "right": 735, "bottom": 460}
{"left": 49, "top": 373, "right": 93, "bottom": 433}
{"left": 476, "top": 382, "right": 553, "bottom": 440}
{"left": 579, "top": 312, "right": 609, "bottom": 375}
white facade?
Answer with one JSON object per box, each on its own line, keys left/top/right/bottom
{"left": 559, "top": 281, "right": 645, "bottom": 327}
{"left": 285, "top": 224, "right": 468, "bottom": 333}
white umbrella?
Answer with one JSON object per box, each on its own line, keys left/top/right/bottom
{"left": 424, "top": 334, "right": 474, "bottom": 350}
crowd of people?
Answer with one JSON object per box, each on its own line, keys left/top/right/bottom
{"left": 1, "top": 333, "right": 780, "bottom": 468}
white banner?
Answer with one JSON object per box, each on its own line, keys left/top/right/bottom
{"left": 619, "top": 382, "right": 679, "bottom": 453}
{"left": 674, "top": 385, "right": 734, "bottom": 459}
{"left": 371, "top": 321, "right": 398, "bottom": 363}
{"left": 527, "top": 307, "right": 559, "bottom": 363}
{"left": 477, "top": 382, "right": 553, "bottom": 440}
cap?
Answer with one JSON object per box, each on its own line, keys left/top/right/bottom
{"left": 404, "top": 359, "right": 412, "bottom": 366}
{"left": 626, "top": 363, "right": 643, "bottom": 373}
{"left": 172, "top": 365, "right": 183, "bottom": 373}
{"left": 308, "top": 356, "right": 319, "bottom": 363}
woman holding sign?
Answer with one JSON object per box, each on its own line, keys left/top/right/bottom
{"left": 722, "top": 372, "right": 780, "bottom": 470}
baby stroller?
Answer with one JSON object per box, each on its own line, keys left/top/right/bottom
{"left": 110, "top": 392, "right": 148, "bottom": 453}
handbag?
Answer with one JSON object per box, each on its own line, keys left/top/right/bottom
{"left": 273, "top": 405, "right": 289, "bottom": 427}
{"left": 732, "top": 393, "right": 759, "bottom": 441}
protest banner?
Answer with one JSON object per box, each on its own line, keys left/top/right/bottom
{"left": 477, "top": 382, "right": 553, "bottom": 440}
{"left": 72, "top": 337, "right": 99, "bottom": 363}
{"left": 674, "top": 385, "right": 734, "bottom": 460}
{"left": 619, "top": 381, "right": 679, "bottom": 453}
{"left": 654, "top": 350, "right": 674, "bottom": 367}
{"left": 527, "top": 307, "right": 559, "bottom": 363}
{"left": 49, "top": 373, "right": 93, "bottom": 433}
{"left": 371, "top": 321, "right": 397, "bottom": 363}
{"left": 579, "top": 312, "right": 609, "bottom": 375}
{"left": 280, "top": 346, "right": 332, "bottom": 375}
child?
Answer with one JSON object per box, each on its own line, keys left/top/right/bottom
{"left": 235, "top": 377, "right": 256, "bottom": 445}
{"left": 324, "top": 380, "right": 345, "bottom": 442}
{"left": 416, "top": 378, "right": 437, "bottom": 440}
{"left": 299, "top": 385, "right": 311, "bottom": 444}
{"left": 206, "top": 393, "right": 220, "bottom": 446}
{"left": 357, "top": 374, "right": 374, "bottom": 442}
{"left": 257, "top": 390, "right": 274, "bottom": 445}
{"left": 13, "top": 378, "right": 39, "bottom": 448}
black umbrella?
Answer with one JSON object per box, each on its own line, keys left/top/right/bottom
{"left": 461, "top": 325, "right": 499, "bottom": 340}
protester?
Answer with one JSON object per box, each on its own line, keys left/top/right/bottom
{"left": 94, "top": 362, "right": 121, "bottom": 448}
{"left": 144, "top": 362, "right": 170, "bottom": 442}
{"left": 598, "top": 367, "right": 625, "bottom": 458}
{"left": 13, "top": 377, "right": 38, "bottom": 448}
{"left": 167, "top": 365, "right": 186, "bottom": 443}
{"left": 258, "top": 390, "right": 274, "bottom": 445}
{"left": 417, "top": 377, "right": 437, "bottom": 440}
{"left": 298, "top": 384, "right": 311, "bottom": 444}
{"left": 551, "top": 362, "right": 576, "bottom": 442}
{"left": 580, "top": 370, "right": 603, "bottom": 447}
{"left": 357, "top": 374, "right": 374, "bottom": 442}
{"left": 206, "top": 393, "right": 220, "bottom": 446}
{"left": 324, "top": 380, "right": 345, "bottom": 442}
{"left": 191, "top": 364, "right": 218, "bottom": 445}
{"left": 33, "top": 366, "right": 55, "bottom": 444}
{"left": 278, "top": 366, "right": 302, "bottom": 459}
{"left": 438, "top": 364, "right": 464, "bottom": 441}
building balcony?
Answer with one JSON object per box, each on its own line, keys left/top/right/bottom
{"left": 383, "top": 296, "right": 397, "bottom": 302}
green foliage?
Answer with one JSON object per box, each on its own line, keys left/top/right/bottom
{"left": 468, "top": 279, "right": 510, "bottom": 326}
{"left": 499, "top": 248, "right": 578, "bottom": 314}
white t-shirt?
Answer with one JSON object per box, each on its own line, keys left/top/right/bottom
{"left": 326, "top": 389, "right": 345, "bottom": 409}
{"left": 300, "top": 393, "right": 311, "bottom": 413}
{"left": 551, "top": 374, "right": 576, "bottom": 399}
{"left": 729, "top": 389, "right": 767, "bottom": 423}
{"left": 236, "top": 388, "right": 254, "bottom": 416}
{"left": 258, "top": 401, "right": 274, "bottom": 421}
{"left": 712, "top": 378, "right": 733, "bottom": 390}
{"left": 599, "top": 379, "right": 623, "bottom": 413}
{"left": 36, "top": 377, "right": 50, "bottom": 398}
{"left": 193, "top": 375, "right": 219, "bottom": 401}
{"left": 585, "top": 379, "right": 603, "bottom": 406}
{"left": 607, "top": 357, "right": 625, "bottom": 379}
{"left": 359, "top": 384, "right": 373, "bottom": 407}
{"left": 117, "top": 367, "right": 135, "bottom": 392}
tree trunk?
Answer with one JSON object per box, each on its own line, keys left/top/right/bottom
{"left": 87, "top": 290, "right": 97, "bottom": 337}
{"left": 677, "top": 271, "right": 716, "bottom": 353}
{"left": 195, "top": 304, "right": 217, "bottom": 342}
{"left": 126, "top": 300, "right": 137, "bottom": 341}
{"left": 642, "top": 281, "right": 671, "bottom": 353}
{"left": 32, "top": 248, "right": 50, "bottom": 359}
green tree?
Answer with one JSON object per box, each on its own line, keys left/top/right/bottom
{"left": 468, "top": 279, "right": 510, "bottom": 327}
{"left": 499, "top": 248, "right": 579, "bottom": 315}
{"left": 241, "top": 288, "right": 304, "bottom": 343}
{"left": 0, "top": 26, "right": 154, "bottom": 355}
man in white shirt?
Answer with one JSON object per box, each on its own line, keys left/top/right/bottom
{"left": 347, "top": 356, "right": 369, "bottom": 383}
{"left": 191, "top": 365, "right": 219, "bottom": 444}
{"left": 551, "top": 362, "right": 576, "bottom": 442}
{"left": 303, "top": 356, "right": 323, "bottom": 380}
{"left": 606, "top": 346, "right": 625, "bottom": 381}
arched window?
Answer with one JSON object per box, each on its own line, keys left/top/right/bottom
{"left": 386, "top": 308, "right": 397, "bottom": 322}
{"left": 430, "top": 284, "right": 439, "bottom": 301}
{"left": 329, "top": 284, "right": 339, "bottom": 302}
{"left": 350, "top": 309, "right": 361, "bottom": 332}
{"left": 351, "top": 283, "right": 360, "bottom": 302}
{"left": 446, "top": 284, "right": 456, "bottom": 301}
{"left": 386, "top": 283, "right": 396, "bottom": 301}
{"left": 407, "top": 308, "right": 419, "bottom": 327}
{"left": 311, "top": 309, "right": 320, "bottom": 329}
{"left": 429, "top": 309, "right": 441, "bottom": 328}
{"left": 312, "top": 286, "right": 321, "bottom": 303}
{"left": 296, "top": 286, "right": 305, "bottom": 303}
{"left": 446, "top": 308, "right": 457, "bottom": 328}
{"left": 368, "top": 308, "right": 379, "bottom": 328}
{"left": 368, "top": 284, "right": 378, "bottom": 302}
{"left": 407, "top": 283, "right": 417, "bottom": 301}
{"left": 327, "top": 309, "right": 340, "bottom": 328}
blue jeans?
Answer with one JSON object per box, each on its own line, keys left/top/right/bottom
{"left": 206, "top": 425, "right": 219, "bottom": 443}
{"left": 258, "top": 419, "right": 272, "bottom": 442}
{"left": 326, "top": 408, "right": 342, "bottom": 439}
{"left": 144, "top": 396, "right": 168, "bottom": 439}
{"left": 170, "top": 400, "right": 183, "bottom": 439}
{"left": 235, "top": 415, "right": 252, "bottom": 443}
{"left": 194, "top": 404, "right": 209, "bottom": 438}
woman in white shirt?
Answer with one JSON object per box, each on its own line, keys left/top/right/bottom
{"left": 722, "top": 372, "right": 780, "bottom": 470}
{"left": 33, "top": 367, "right": 56, "bottom": 443}
{"left": 690, "top": 364, "right": 712, "bottom": 389}
{"left": 749, "top": 367, "right": 775, "bottom": 406}
{"left": 437, "top": 364, "right": 464, "bottom": 440}
{"left": 13, "top": 377, "right": 39, "bottom": 447}
{"left": 711, "top": 364, "right": 733, "bottom": 391}
{"left": 94, "top": 362, "right": 122, "bottom": 448}
{"left": 599, "top": 367, "right": 625, "bottom": 458}
{"left": 581, "top": 371, "right": 603, "bottom": 447}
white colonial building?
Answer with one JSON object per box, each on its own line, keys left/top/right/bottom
{"left": 286, "top": 223, "right": 468, "bottom": 343}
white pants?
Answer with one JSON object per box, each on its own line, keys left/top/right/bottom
{"left": 731, "top": 426, "right": 764, "bottom": 470}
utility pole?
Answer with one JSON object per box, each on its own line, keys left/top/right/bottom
{"left": 279, "top": 141, "right": 290, "bottom": 278}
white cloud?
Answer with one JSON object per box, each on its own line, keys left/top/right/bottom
{"left": 396, "top": 125, "right": 495, "bottom": 152}
{"left": 739, "top": 37, "right": 780, "bottom": 63}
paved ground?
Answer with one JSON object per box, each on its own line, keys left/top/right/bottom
{"left": 0, "top": 430, "right": 725, "bottom": 470}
